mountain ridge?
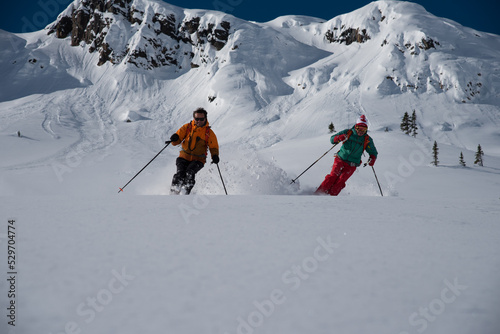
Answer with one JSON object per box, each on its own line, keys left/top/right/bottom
{"left": 2, "top": 0, "right": 498, "bottom": 104}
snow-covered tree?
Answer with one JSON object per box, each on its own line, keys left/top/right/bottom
{"left": 459, "top": 152, "right": 466, "bottom": 167}
{"left": 410, "top": 110, "right": 418, "bottom": 137}
{"left": 432, "top": 141, "right": 439, "bottom": 166}
{"left": 474, "top": 144, "right": 484, "bottom": 166}
{"left": 400, "top": 112, "right": 410, "bottom": 134}
{"left": 328, "top": 122, "right": 335, "bottom": 133}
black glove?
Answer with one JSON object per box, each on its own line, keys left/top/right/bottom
{"left": 170, "top": 133, "right": 179, "bottom": 142}
{"left": 211, "top": 155, "right": 219, "bottom": 164}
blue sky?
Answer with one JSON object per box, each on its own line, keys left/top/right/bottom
{"left": 0, "top": 0, "right": 497, "bottom": 35}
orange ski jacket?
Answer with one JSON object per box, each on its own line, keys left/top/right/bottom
{"left": 172, "top": 120, "right": 219, "bottom": 163}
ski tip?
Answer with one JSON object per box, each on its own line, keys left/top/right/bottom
{"left": 118, "top": 188, "right": 124, "bottom": 193}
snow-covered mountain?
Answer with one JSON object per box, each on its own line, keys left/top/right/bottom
{"left": 1, "top": 0, "right": 500, "bottom": 195}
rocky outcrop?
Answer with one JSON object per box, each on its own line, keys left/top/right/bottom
{"left": 152, "top": 13, "right": 179, "bottom": 42}
{"left": 52, "top": 16, "right": 73, "bottom": 39}
{"left": 392, "top": 37, "right": 440, "bottom": 56}
{"left": 325, "top": 27, "right": 371, "bottom": 45}
{"left": 419, "top": 37, "right": 438, "bottom": 50}
{"left": 47, "top": 0, "right": 231, "bottom": 69}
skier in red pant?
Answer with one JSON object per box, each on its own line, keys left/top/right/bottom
{"left": 316, "top": 115, "right": 378, "bottom": 196}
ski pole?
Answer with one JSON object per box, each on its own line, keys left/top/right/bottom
{"left": 118, "top": 141, "right": 172, "bottom": 193}
{"left": 371, "top": 166, "right": 383, "bottom": 197}
{"left": 290, "top": 143, "right": 339, "bottom": 184}
{"left": 216, "top": 163, "right": 228, "bottom": 195}
{"left": 363, "top": 162, "right": 383, "bottom": 196}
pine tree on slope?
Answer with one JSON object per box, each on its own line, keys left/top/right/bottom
{"left": 474, "top": 144, "right": 484, "bottom": 166}
{"left": 411, "top": 110, "right": 418, "bottom": 137}
{"left": 432, "top": 141, "right": 439, "bottom": 166}
{"left": 328, "top": 122, "right": 335, "bottom": 133}
{"left": 459, "top": 152, "right": 466, "bottom": 167}
{"left": 400, "top": 112, "right": 410, "bottom": 134}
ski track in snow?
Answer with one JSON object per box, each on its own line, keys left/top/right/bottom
{"left": 2, "top": 90, "right": 119, "bottom": 171}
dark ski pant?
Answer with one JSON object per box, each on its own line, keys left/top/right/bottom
{"left": 171, "top": 158, "right": 204, "bottom": 194}
{"left": 316, "top": 156, "right": 357, "bottom": 196}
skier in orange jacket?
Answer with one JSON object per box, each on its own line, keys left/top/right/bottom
{"left": 168, "top": 108, "right": 219, "bottom": 194}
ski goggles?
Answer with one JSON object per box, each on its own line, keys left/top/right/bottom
{"left": 355, "top": 125, "right": 367, "bottom": 133}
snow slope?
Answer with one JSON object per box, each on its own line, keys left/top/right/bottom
{"left": 2, "top": 196, "right": 500, "bottom": 334}
{"left": 1, "top": 1, "right": 500, "bottom": 333}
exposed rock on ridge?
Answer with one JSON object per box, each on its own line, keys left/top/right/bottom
{"left": 48, "top": 0, "right": 231, "bottom": 68}
{"left": 325, "top": 27, "right": 371, "bottom": 45}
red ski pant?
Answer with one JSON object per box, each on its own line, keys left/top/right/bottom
{"left": 316, "top": 156, "right": 357, "bottom": 196}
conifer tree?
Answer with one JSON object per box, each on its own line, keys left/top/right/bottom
{"left": 432, "top": 141, "right": 439, "bottom": 166}
{"left": 459, "top": 152, "right": 466, "bottom": 167}
{"left": 474, "top": 144, "right": 484, "bottom": 166}
{"left": 328, "top": 122, "right": 335, "bottom": 133}
{"left": 410, "top": 110, "right": 418, "bottom": 137}
{"left": 400, "top": 112, "right": 410, "bottom": 134}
